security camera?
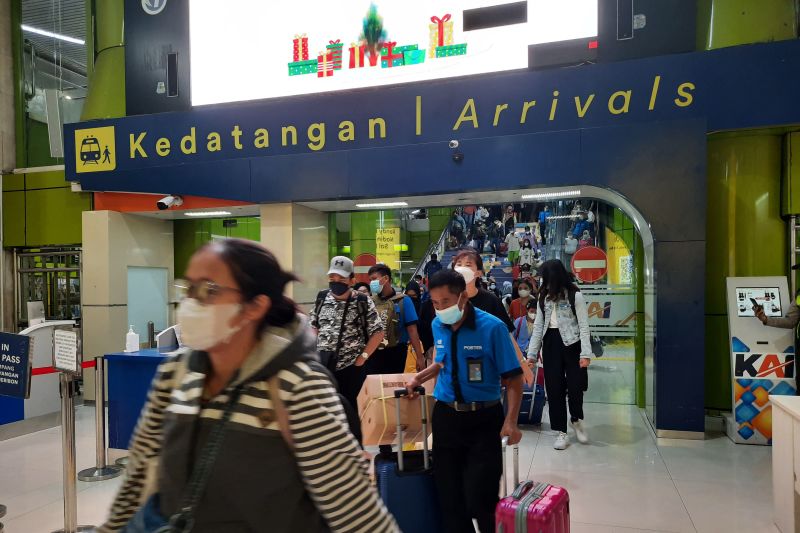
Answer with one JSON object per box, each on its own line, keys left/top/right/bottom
{"left": 157, "top": 195, "right": 183, "bottom": 210}
{"left": 452, "top": 151, "right": 464, "bottom": 163}
{"left": 448, "top": 140, "right": 459, "bottom": 149}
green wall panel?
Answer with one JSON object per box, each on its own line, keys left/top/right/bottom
{"left": 25, "top": 188, "right": 90, "bottom": 245}
{"left": 3, "top": 191, "right": 25, "bottom": 247}
{"left": 3, "top": 174, "right": 24, "bottom": 192}
{"left": 174, "top": 218, "right": 260, "bottom": 275}
{"left": 697, "top": 0, "right": 797, "bottom": 50}
{"left": 25, "top": 170, "right": 72, "bottom": 190}
{"left": 705, "top": 133, "right": 786, "bottom": 410}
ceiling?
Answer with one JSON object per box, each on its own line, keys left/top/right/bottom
{"left": 22, "top": 0, "right": 87, "bottom": 72}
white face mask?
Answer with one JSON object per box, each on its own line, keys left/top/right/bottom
{"left": 177, "top": 298, "right": 245, "bottom": 351}
{"left": 518, "top": 289, "right": 531, "bottom": 298}
{"left": 454, "top": 266, "right": 476, "bottom": 285}
{"left": 527, "top": 312, "right": 536, "bottom": 321}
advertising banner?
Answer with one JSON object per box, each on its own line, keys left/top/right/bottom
{"left": 0, "top": 333, "right": 33, "bottom": 399}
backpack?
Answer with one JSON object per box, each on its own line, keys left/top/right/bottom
{"left": 314, "top": 290, "right": 370, "bottom": 345}
{"left": 372, "top": 293, "right": 406, "bottom": 348}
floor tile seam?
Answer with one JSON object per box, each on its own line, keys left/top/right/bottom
{"left": 571, "top": 523, "right": 674, "bottom": 533}
{"left": 526, "top": 465, "right": 673, "bottom": 480}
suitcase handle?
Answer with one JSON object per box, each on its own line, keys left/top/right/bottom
{"left": 500, "top": 436, "right": 520, "bottom": 497}
{"left": 393, "top": 387, "right": 430, "bottom": 472}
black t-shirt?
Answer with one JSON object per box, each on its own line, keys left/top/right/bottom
{"left": 469, "top": 288, "right": 515, "bottom": 332}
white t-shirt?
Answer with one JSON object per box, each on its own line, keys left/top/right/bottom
{"left": 505, "top": 234, "right": 521, "bottom": 251}
{"left": 549, "top": 306, "right": 559, "bottom": 328}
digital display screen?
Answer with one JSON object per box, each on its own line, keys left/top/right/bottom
{"left": 735, "top": 287, "right": 782, "bottom": 318}
{"left": 190, "top": 0, "right": 598, "bottom": 106}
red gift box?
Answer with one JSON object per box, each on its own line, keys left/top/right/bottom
{"left": 317, "top": 51, "right": 334, "bottom": 78}
{"left": 293, "top": 33, "right": 309, "bottom": 61}
{"left": 349, "top": 42, "right": 366, "bottom": 68}
{"left": 380, "top": 41, "right": 403, "bottom": 68}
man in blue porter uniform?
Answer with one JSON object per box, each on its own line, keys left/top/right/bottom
{"left": 407, "top": 269, "right": 523, "bottom": 533}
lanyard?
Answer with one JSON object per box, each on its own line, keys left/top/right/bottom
{"left": 450, "top": 328, "right": 466, "bottom": 403}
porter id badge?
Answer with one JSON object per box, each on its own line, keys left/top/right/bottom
{"left": 467, "top": 358, "right": 484, "bottom": 383}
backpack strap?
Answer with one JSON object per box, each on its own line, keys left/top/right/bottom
{"left": 515, "top": 317, "right": 523, "bottom": 340}
{"left": 313, "top": 290, "right": 330, "bottom": 327}
{"left": 355, "top": 293, "right": 370, "bottom": 343}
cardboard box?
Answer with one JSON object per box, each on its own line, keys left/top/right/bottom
{"left": 357, "top": 373, "right": 435, "bottom": 446}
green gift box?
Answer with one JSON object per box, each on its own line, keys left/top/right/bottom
{"left": 288, "top": 59, "right": 318, "bottom": 76}
{"left": 403, "top": 49, "right": 426, "bottom": 65}
{"left": 395, "top": 44, "right": 419, "bottom": 54}
{"left": 435, "top": 43, "right": 467, "bottom": 58}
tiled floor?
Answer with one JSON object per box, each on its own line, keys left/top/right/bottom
{"left": 0, "top": 403, "right": 778, "bottom": 532}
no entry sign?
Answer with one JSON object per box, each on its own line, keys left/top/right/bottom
{"left": 354, "top": 253, "right": 377, "bottom": 284}
{"left": 571, "top": 246, "right": 608, "bottom": 283}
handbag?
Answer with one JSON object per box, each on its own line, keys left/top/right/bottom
{"left": 590, "top": 335, "right": 604, "bottom": 357}
{"left": 122, "top": 385, "right": 245, "bottom": 533}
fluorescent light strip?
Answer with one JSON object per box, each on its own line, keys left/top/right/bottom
{"left": 21, "top": 24, "right": 85, "bottom": 45}
{"left": 185, "top": 211, "right": 232, "bottom": 217}
{"left": 521, "top": 190, "right": 582, "bottom": 200}
{"left": 355, "top": 202, "right": 409, "bottom": 208}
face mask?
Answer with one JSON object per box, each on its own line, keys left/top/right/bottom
{"left": 518, "top": 289, "right": 531, "bottom": 298}
{"left": 369, "top": 279, "right": 384, "bottom": 295}
{"left": 177, "top": 298, "right": 244, "bottom": 351}
{"left": 454, "top": 266, "right": 476, "bottom": 285}
{"left": 528, "top": 312, "right": 537, "bottom": 321}
{"left": 329, "top": 281, "right": 350, "bottom": 296}
{"left": 436, "top": 295, "right": 463, "bottom": 325}
{"left": 489, "top": 284, "right": 497, "bottom": 290}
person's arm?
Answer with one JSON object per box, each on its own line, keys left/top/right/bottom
{"left": 761, "top": 300, "right": 800, "bottom": 329}
{"left": 284, "top": 367, "right": 400, "bottom": 533}
{"left": 493, "top": 324, "right": 523, "bottom": 445}
{"left": 406, "top": 361, "right": 443, "bottom": 395}
{"left": 406, "top": 324, "right": 426, "bottom": 370}
{"left": 98, "top": 356, "right": 183, "bottom": 532}
{"left": 574, "top": 292, "right": 593, "bottom": 365}
{"left": 355, "top": 298, "right": 386, "bottom": 367}
{"left": 356, "top": 331, "right": 385, "bottom": 367}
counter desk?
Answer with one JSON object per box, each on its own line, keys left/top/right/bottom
{"left": 771, "top": 395, "right": 800, "bottom": 533}
{"left": 106, "top": 349, "right": 172, "bottom": 455}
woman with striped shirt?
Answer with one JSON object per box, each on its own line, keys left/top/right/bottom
{"left": 101, "top": 239, "right": 398, "bottom": 533}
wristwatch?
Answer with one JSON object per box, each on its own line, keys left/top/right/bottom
{"left": 360, "top": 351, "right": 370, "bottom": 361}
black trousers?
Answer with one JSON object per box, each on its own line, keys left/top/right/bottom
{"left": 542, "top": 329, "right": 584, "bottom": 433}
{"left": 365, "top": 343, "right": 408, "bottom": 375}
{"left": 333, "top": 361, "right": 366, "bottom": 418}
{"left": 433, "top": 402, "right": 504, "bottom": 533}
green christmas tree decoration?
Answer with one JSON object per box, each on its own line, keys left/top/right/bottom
{"left": 360, "top": 3, "right": 387, "bottom": 61}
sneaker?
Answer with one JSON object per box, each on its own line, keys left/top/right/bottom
{"left": 571, "top": 419, "right": 589, "bottom": 444}
{"left": 553, "top": 432, "right": 569, "bottom": 450}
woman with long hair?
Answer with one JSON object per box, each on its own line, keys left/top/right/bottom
{"left": 508, "top": 278, "right": 536, "bottom": 321}
{"left": 102, "top": 239, "right": 398, "bottom": 533}
{"left": 526, "top": 259, "right": 594, "bottom": 450}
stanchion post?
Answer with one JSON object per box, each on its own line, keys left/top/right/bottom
{"left": 78, "top": 357, "right": 122, "bottom": 482}
{"left": 52, "top": 374, "right": 94, "bottom": 533}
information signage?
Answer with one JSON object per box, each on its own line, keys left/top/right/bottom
{"left": 53, "top": 329, "right": 80, "bottom": 375}
{"left": 0, "top": 332, "right": 33, "bottom": 399}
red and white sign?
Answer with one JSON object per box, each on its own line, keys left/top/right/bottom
{"left": 571, "top": 246, "right": 608, "bottom": 283}
{"left": 354, "top": 253, "right": 377, "bottom": 284}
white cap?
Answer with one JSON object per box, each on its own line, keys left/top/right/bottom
{"left": 328, "top": 256, "right": 354, "bottom": 277}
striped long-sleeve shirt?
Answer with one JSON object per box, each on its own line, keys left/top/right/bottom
{"left": 99, "top": 318, "right": 399, "bottom": 533}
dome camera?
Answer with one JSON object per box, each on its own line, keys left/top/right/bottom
{"left": 449, "top": 139, "right": 464, "bottom": 163}
{"left": 157, "top": 195, "right": 184, "bottom": 210}
{"left": 448, "top": 140, "right": 459, "bottom": 149}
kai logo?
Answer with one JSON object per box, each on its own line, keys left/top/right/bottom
{"left": 734, "top": 353, "right": 795, "bottom": 379}
{"left": 75, "top": 126, "right": 116, "bottom": 173}
{"left": 587, "top": 301, "right": 611, "bottom": 320}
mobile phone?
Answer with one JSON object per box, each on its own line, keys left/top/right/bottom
{"left": 750, "top": 298, "right": 762, "bottom": 310}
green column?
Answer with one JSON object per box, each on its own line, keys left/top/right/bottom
{"left": 81, "top": 0, "right": 125, "bottom": 120}
{"left": 697, "top": 0, "right": 797, "bottom": 50}
{"left": 705, "top": 134, "right": 786, "bottom": 410}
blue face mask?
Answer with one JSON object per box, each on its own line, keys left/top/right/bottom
{"left": 436, "top": 295, "right": 464, "bottom": 325}
{"left": 370, "top": 279, "right": 383, "bottom": 295}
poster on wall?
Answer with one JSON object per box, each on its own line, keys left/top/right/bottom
{"left": 375, "top": 228, "right": 401, "bottom": 268}
{"left": 190, "top": 0, "right": 598, "bottom": 105}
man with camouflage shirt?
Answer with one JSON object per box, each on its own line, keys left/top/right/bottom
{"left": 310, "top": 256, "right": 385, "bottom": 413}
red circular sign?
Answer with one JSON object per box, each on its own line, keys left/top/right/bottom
{"left": 354, "top": 253, "right": 377, "bottom": 284}
{"left": 571, "top": 246, "right": 608, "bottom": 283}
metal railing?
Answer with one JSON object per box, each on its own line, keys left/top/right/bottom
{"left": 412, "top": 226, "right": 450, "bottom": 280}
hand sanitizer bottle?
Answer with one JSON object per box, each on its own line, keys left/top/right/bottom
{"left": 126, "top": 325, "right": 140, "bottom": 353}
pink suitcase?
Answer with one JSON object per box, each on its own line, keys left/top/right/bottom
{"left": 496, "top": 438, "right": 570, "bottom": 532}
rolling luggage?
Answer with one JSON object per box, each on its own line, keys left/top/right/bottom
{"left": 496, "top": 438, "right": 570, "bottom": 533}
{"left": 373, "top": 387, "right": 442, "bottom": 532}
{"left": 505, "top": 365, "right": 546, "bottom": 426}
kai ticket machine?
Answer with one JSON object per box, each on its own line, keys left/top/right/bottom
{"left": 726, "top": 277, "right": 796, "bottom": 445}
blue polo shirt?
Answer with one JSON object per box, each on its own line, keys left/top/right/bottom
{"left": 376, "top": 291, "right": 419, "bottom": 344}
{"left": 432, "top": 304, "right": 522, "bottom": 403}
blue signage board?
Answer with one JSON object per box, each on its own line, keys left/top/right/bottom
{"left": 0, "top": 333, "right": 33, "bottom": 399}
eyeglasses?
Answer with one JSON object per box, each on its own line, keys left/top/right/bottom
{"left": 174, "top": 279, "right": 241, "bottom": 304}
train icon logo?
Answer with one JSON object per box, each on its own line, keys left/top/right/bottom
{"left": 74, "top": 126, "right": 116, "bottom": 173}
{"left": 141, "top": 0, "right": 167, "bottom": 16}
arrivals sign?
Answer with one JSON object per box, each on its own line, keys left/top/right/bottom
{"left": 0, "top": 333, "right": 33, "bottom": 399}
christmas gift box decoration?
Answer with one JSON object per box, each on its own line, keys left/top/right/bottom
{"left": 292, "top": 33, "right": 309, "bottom": 61}
{"left": 428, "top": 14, "right": 454, "bottom": 58}
{"left": 435, "top": 43, "right": 467, "bottom": 58}
{"left": 403, "top": 49, "right": 426, "bottom": 65}
{"left": 317, "top": 51, "right": 334, "bottom": 78}
{"left": 326, "top": 39, "right": 344, "bottom": 70}
{"left": 288, "top": 59, "right": 318, "bottom": 76}
{"left": 349, "top": 42, "right": 366, "bottom": 68}
{"left": 394, "top": 44, "right": 419, "bottom": 54}
{"left": 380, "top": 41, "right": 404, "bottom": 68}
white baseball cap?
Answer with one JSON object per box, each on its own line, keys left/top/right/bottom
{"left": 328, "top": 256, "right": 354, "bottom": 277}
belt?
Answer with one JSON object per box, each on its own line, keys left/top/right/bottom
{"left": 442, "top": 399, "right": 501, "bottom": 412}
